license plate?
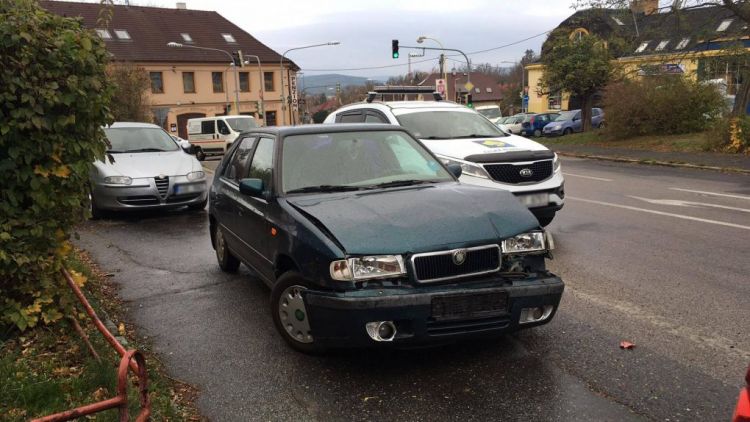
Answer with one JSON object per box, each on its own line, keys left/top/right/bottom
{"left": 517, "top": 193, "right": 549, "bottom": 208}
{"left": 431, "top": 292, "right": 508, "bottom": 321}
{"left": 174, "top": 184, "right": 199, "bottom": 194}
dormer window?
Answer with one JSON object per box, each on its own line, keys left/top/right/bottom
{"left": 717, "top": 19, "right": 733, "bottom": 32}
{"left": 675, "top": 37, "right": 690, "bottom": 50}
{"left": 486, "top": 87, "right": 492, "bottom": 93}
{"left": 612, "top": 16, "right": 624, "bottom": 26}
{"left": 181, "top": 33, "right": 193, "bottom": 43}
{"left": 221, "top": 33, "right": 236, "bottom": 43}
{"left": 635, "top": 41, "right": 650, "bottom": 53}
{"left": 114, "top": 30, "right": 130, "bottom": 40}
{"left": 96, "top": 29, "right": 112, "bottom": 40}
{"left": 655, "top": 40, "right": 669, "bottom": 51}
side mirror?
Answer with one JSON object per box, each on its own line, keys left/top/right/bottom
{"left": 239, "top": 178, "right": 264, "bottom": 197}
{"left": 179, "top": 140, "right": 193, "bottom": 153}
{"left": 446, "top": 163, "right": 462, "bottom": 178}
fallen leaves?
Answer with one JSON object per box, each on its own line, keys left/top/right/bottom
{"left": 620, "top": 340, "right": 636, "bottom": 350}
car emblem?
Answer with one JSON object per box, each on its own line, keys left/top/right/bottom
{"left": 452, "top": 249, "right": 467, "bottom": 266}
{"left": 519, "top": 168, "right": 534, "bottom": 178}
{"left": 157, "top": 174, "right": 166, "bottom": 179}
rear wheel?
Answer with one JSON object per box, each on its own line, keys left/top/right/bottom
{"left": 214, "top": 227, "right": 240, "bottom": 272}
{"left": 271, "top": 272, "right": 322, "bottom": 354}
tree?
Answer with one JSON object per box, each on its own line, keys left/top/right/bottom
{"left": 540, "top": 32, "right": 614, "bottom": 131}
{"left": 109, "top": 63, "right": 151, "bottom": 122}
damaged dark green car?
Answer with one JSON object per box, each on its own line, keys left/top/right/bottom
{"left": 209, "top": 124, "right": 564, "bottom": 353}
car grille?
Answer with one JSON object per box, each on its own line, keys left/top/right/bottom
{"left": 426, "top": 316, "right": 511, "bottom": 336}
{"left": 411, "top": 245, "right": 500, "bottom": 282}
{"left": 117, "top": 195, "right": 159, "bottom": 206}
{"left": 154, "top": 177, "right": 169, "bottom": 198}
{"left": 483, "top": 160, "right": 553, "bottom": 184}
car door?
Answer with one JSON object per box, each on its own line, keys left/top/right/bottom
{"left": 572, "top": 112, "right": 582, "bottom": 132}
{"left": 215, "top": 136, "right": 257, "bottom": 259}
{"left": 234, "top": 136, "right": 276, "bottom": 282}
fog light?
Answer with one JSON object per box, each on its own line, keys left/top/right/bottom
{"left": 365, "top": 321, "right": 397, "bottom": 342}
{"left": 519, "top": 305, "right": 554, "bottom": 324}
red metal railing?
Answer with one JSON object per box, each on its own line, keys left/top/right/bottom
{"left": 30, "top": 268, "right": 151, "bottom": 421}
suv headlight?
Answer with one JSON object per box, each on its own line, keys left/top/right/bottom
{"left": 436, "top": 155, "right": 490, "bottom": 179}
{"left": 501, "top": 232, "right": 547, "bottom": 254}
{"left": 103, "top": 176, "right": 132, "bottom": 185}
{"left": 187, "top": 171, "right": 205, "bottom": 181}
{"left": 330, "top": 255, "right": 406, "bottom": 281}
{"left": 553, "top": 153, "right": 561, "bottom": 172}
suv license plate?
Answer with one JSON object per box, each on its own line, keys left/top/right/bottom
{"left": 517, "top": 193, "right": 549, "bottom": 208}
{"left": 431, "top": 292, "right": 508, "bottom": 321}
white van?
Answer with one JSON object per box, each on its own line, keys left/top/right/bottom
{"left": 475, "top": 105, "right": 503, "bottom": 125}
{"left": 187, "top": 115, "right": 258, "bottom": 160}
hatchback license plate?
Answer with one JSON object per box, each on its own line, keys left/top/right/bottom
{"left": 431, "top": 292, "right": 508, "bottom": 321}
{"left": 517, "top": 193, "right": 549, "bottom": 208}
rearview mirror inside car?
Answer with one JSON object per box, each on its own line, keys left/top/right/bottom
{"left": 446, "top": 163, "right": 462, "bottom": 179}
{"left": 239, "top": 178, "right": 264, "bottom": 197}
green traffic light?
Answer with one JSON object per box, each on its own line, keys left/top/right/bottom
{"left": 392, "top": 52, "right": 399, "bottom": 59}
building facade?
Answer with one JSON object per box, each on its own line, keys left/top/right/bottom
{"left": 41, "top": 1, "right": 298, "bottom": 136}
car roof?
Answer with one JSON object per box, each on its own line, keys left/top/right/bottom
{"left": 108, "top": 122, "right": 162, "bottom": 129}
{"left": 239, "top": 124, "right": 407, "bottom": 137}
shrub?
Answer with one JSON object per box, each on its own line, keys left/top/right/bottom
{"left": 602, "top": 76, "right": 726, "bottom": 139}
{"left": 0, "top": 0, "right": 114, "bottom": 332}
{"left": 704, "top": 116, "right": 750, "bottom": 153}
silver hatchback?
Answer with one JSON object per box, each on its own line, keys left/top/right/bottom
{"left": 89, "top": 122, "right": 208, "bottom": 217}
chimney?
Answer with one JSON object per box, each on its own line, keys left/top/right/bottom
{"left": 176, "top": 2, "right": 187, "bottom": 9}
{"left": 630, "top": 0, "right": 658, "bottom": 15}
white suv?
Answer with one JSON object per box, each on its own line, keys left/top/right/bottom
{"left": 324, "top": 101, "right": 564, "bottom": 225}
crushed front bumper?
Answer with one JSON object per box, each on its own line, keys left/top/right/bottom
{"left": 303, "top": 275, "right": 564, "bottom": 347}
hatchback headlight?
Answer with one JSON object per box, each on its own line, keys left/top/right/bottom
{"left": 501, "top": 232, "right": 547, "bottom": 254}
{"left": 187, "top": 171, "right": 205, "bottom": 181}
{"left": 437, "top": 155, "right": 490, "bottom": 179}
{"left": 103, "top": 176, "right": 132, "bottom": 185}
{"left": 553, "top": 124, "right": 562, "bottom": 130}
{"left": 330, "top": 255, "right": 406, "bottom": 281}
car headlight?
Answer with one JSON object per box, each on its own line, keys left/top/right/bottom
{"left": 330, "top": 255, "right": 406, "bottom": 281}
{"left": 187, "top": 171, "right": 205, "bottom": 181}
{"left": 103, "top": 176, "right": 132, "bottom": 185}
{"left": 553, "top": 125, "right": 562, "bottom": 130}
{"left": 553, "top": 153, "right": 561, "bottom": 172}
{"left": 436, "top": 155, "right": 490, "bottom": 179}
{"left": 501, "top": 232, "right": 547, "bottom": 254}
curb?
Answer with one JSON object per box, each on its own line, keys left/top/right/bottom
{"left": 556, "top": 151, "right": 750, "bottom": 175}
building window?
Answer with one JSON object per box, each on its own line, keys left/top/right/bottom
{"left": 239, "top": 72, "right": 250, "bottom": 92}
{"left": 221, "top": 33, "right": 236, "bottom": 43}
{"left": 486, "top": 87, "right": 492, "bottom": 93}
{"left": 212, "top": 72, "right": 224, "bottom": 93}
{"left": 264, "top": 72, "right": 275, "bottom": 92}
{"left": 548, "top": 92, "right": 562, "bottom": 110}
{"left": 149, "top": 72, "right": 164, "bottom": 94}
{"left": 182, "top": 72, "right": 195, "bottom": 93}
{"left": 114, "top": 30, "right": 131, "bottom": 40}
{"left": 717, "top": 19, "right": 733, "bottom": 32}
{"left": 675, "top": 37, "right": 690, "bottom": 50}
{"left": 655, "top": 40, "right": 669, "bottom": 51}
{"left": 95, "top": 29, "right": 112, "bottom": 39}
{"left": 569, "top": 28, "right": 589, "bottom": 41}
{"left": 635, "top": 41, "right": 650, "bottom": 53}
{"left": 181, "top": 33, "right": 192, "bottom": 43}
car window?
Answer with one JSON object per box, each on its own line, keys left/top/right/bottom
{"left": 555, "top": 111, "right": 577, "bottom": 122}
{"left": 226, "top": 117, "right": 257, "bottom": 132}
{"left": 247, "top": 137, "right": 274, "bottom": 192}
{"left": 105, "top": 127, "right": 179, "bottom": 153}
{"left": 337, "top": 112, "right": 363, "bottom": 123}
{"left": 217, "top": 120, "right": 231, "bottom": 135}
{"left": 395, "top": 110, "right": 504, "bottom": 139}
{"left": 281, "top": 130, "right": 452, "bottom": 193}
{"left": 201, "top": 120, "right": 215, "bottom": 134}
{"left": 365, "top": 113, "right": 387, "bottom": 123}
{"left": 592, "top": 109, "right": 601, "bottom": 117}
{"left": 223, "top": 137, "right": 256, "bottom": 183}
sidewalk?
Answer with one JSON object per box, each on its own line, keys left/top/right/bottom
{"left": 544, "top": 143, "right": 750, "bottom": 173}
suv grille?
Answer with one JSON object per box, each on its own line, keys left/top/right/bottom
{"left": 412, "top": 245, "right": 500, "bottom": 282}
{"left": 154, "top": 177, "right": 169, "bottom": 198}
{"left": 484, "top": 160, "right": 553, "bottom": 184}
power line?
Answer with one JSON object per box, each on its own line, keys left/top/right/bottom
{"left": 301, "top": 29, "right": 552, "bottom": 72}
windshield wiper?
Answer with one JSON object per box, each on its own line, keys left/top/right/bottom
{"left": 452, "top": 134, "right": 499, "bottom": 139}
{"left": 422, "top": 136, "right": 451, "bottom": 140}
{"left": 368, "top": 179, "right": 436, "bottom": 189}
{"left": 286, "top": 185, "right": 363, "bottom": 194}
{"left": 127, "top": 148, "right": 170, "bottom": 153}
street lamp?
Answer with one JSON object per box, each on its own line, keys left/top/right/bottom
{"left": 242, "top": 54, "right": 265, "bottom": 125}
{"left": 417, "top": 36, "right": 447, "bottom": 82}
{"left": 280, "top": 41, "right": 340, "bottom": 125}
{"left": 501, "top": 60, "right": 526, "bottom": 112}
{"left": 167, "top": 42, "right": 240, "bottom": 115}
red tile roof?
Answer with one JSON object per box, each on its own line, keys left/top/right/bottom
{"left": 40, "top": 1, "right": 297, "bottom": 68}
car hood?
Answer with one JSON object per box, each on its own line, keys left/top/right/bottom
{"left": 94, "top": 151, "right": 199, "bottom": 178}
{"left": 421, "top": 135, "right": 547, "bottom": 160}
{"left": 283, "top": 183, "right": 539, "bottom": 255}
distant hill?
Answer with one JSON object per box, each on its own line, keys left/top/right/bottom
{"left": 300, "top": 74, "right": 386, "bottom": 95}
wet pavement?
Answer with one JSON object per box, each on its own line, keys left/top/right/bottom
{"left": 75, "top": 157, "right": 749, "bottom": 421}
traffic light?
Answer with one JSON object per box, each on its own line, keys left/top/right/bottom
{"left": 466, "top": 94, "right": 474, "bottom": 108}
{"left": 335, "top": 83, "right": 341, "bottom": 94}
{"left": 231, "top": 52, "right": 241, "bottom": 66}
{"left": 392, "top": 40, "right": 399, "bottom": 59}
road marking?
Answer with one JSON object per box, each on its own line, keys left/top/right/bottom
{"left": 669, "top": 188, "right": 750, "bottom": 201}
{"left": 562, "top": 172, "right": 613, "bottom": 182}
{"left": 568, "top": 196, "right": 750, "bottom": 230}
{"left": 629, "top": 196, "right": 750, "bottom": 213}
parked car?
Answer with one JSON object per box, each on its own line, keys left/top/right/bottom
{"left": 89, "top": 122, "right": 208, "bottom": 218}
{"left": 542, "top": 108, "right": 604, "bottom": 136}
{"left": 520, "top": 112, "right": 560, "bottom": 137}
{"left": 209, "top": 124, "right": 564, "bottom": 352}
{"left": 324, "top": 101, "right": 565, "bottom": 226}
{"left": 476, "top": 105, "right": 503, "bottom": 124}
{"left": 502, "top": 115, "right": 526, "bottom": 134}
{"left": 187, "top": 115, "right": 258, "bottom": 161}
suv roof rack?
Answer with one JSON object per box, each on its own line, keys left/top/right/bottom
{"left": 366, "top": 85, "right": 443, "bottom": 103}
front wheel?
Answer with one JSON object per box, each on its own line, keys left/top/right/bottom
{"left": 271, "top": 272, "right": 323, "bottom": 354}
{"left": 195, "top": 148, "right": 206, "bottom": 161}
{"left": 563, "top": 128, "right": 573, "bottom": 136}
{"left": 188, "top": 197, "right": 208, "bottom": 211}
{"left": 534, "top": 129, "right": 542, "bottom": 137}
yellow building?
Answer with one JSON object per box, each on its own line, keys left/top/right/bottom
{"left": 42, "top": 1, "right": 299, "bottom": 136}
{"left": 526, "top": 0, "right": 746, "bottom": 113}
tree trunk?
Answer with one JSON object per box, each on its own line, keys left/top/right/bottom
{"left": 732, "top": 73, "right": 750, "bottom": 117}
{"left": 580, "top": 93, "right": 594, "bottom": 132}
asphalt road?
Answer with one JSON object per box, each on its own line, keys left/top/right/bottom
{"left": 76, "top": 157, "right": 749, "bottom": 421}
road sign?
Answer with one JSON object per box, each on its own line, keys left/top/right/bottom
{"left": 435, "top": 79, "right": 446, "bottom": 98}
{"left": 464, "top": 81, "right": 474, "bottom": 92}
